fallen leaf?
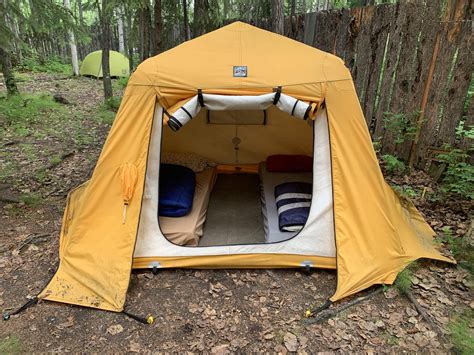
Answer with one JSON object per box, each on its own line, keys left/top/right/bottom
{"left": 129, "top": 340, "right": 141, "bottom": 353}
{"left": 283, "top": 332, "right": 298, "bottom": 352}
{"left": 107, "top": 324, "right": 124, "bottom": 335}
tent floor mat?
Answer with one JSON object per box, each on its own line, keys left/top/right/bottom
{"left": 199, "top": 173, "right": 265, "bottom": 246}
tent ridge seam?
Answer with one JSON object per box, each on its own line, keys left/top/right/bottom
{"left": 126, "top": 78, "right": 352, "bottom": 89}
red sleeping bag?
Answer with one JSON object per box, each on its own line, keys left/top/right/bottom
{"left": 266, "top": 155, "right": 313, "bottom": 172}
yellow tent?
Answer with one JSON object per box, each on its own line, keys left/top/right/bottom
{"left": 37, "top": 22, "right": 451, "bottom": 314}
{"left": 79, "top": 50, "right": 129, "bottom": 78}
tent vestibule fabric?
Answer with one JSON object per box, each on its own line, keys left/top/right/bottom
{"left": 79, "top": 50, "right": 130, "bottom": 78}
{"left": 36, "top": 22, "right": 452, "bottom": 314}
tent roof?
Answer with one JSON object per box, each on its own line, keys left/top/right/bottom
{"left": 80, "top": 50, "right": 129, "bottom": 78}
{"left": 129, "top": 22, "right": 352, "bottom": 112}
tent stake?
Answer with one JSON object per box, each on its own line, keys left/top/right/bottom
{"left": 122, "top": 310, "right": 154, "bottom": 325}
{"left": 3, "top": 296, "right": 38, "bottom": 321}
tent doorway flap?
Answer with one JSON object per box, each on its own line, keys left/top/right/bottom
{"left": 166, "top": 92, "right": 313, "bottom": 131}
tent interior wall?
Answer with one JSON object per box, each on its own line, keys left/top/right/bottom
{"left": 133, "top": 100, "right": 337, "bottom": 264}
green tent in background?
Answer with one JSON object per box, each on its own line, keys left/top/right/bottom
{"left": 80, "top": 50, "right": 129, "bottom": 78}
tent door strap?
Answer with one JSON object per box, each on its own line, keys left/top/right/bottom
{"left": 3, "top": 296, "right": 39, "bottom": 321}
{"left": 122, "top": 310, "right": 154, "bottom": 325}
{"left": 197, "top": 89, "right": 205, "bottom": 107}
{"left": 273, "top": 86, "right": 282, "bottom": 105}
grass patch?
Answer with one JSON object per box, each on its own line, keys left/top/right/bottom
{"left": 35, "top": 167, "right": 48, "bottom": 184}
{"left": 0, "top": 335, "right": 22, "bottom": 353}
{"left": 19, "top": 143, "right": 37, "bottom": 161}
{"left": 48, "top": 154, "right": 63, "bottom": 167}
{"left": 448, "top": 310, "right": 474, "bottom": 354}
{"left": 94, "top": 96, "right": 121, "bottom": 125}
{"left": 0, "top": 158, "right": 17, "bottom": 183}
{"left": 20, "top": 192, "right": 42, "bottom": 206}
{"left": 13, "top": 72, "right": 34, "bottom": 82}
{"left": 0, "top": 93, "right": 65, "bottom": 132}
{"left": 384, "top": 332, "right": 400, "bottom": 346}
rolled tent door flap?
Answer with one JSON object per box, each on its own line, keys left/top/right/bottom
{"left": 166, "top": 92, "right": 313, "bottom": 131}
{"left": 120, "top": 163, "right": 138, "bottom": 224}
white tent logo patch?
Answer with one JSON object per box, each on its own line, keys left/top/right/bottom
{"left": 233, "top": 66, "right": 247, "bottom": 77}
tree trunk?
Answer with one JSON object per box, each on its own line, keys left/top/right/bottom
{"left": 139, "top": 5, "right": 151, "bottom": 61}
{"left": 99, "top": 0, "right": 113, "bottom": 100}
{"left": 127, "top": 12, "right": 134, "bottom": 72}
{"left": 154, "top": 0, "right": 162, "bottom": 55}
{"left": 193, "top": 0, "right": 209, "bottom": 37}
{"left": 77, "top": 0, "right": 84, "bottom": 60}
{"left": 64, "top": 0, "right": 79, "bottom": 75}
{"left": 117, "top": 8, "right": 125, "bottom": 54}
{"left": 289, "top": 0, "right": 296, "bottom": 38}
{"left": 0, "top": 48, "right": 19, "bottom": 96}
{"left": 223, "top": 0, "right": 230, "bottom": 19}
{"left": 182, "top": 0, "right": 190, "bottom": 41}
{"left": 272, "top": 0, "right": 284, "bottom": 35}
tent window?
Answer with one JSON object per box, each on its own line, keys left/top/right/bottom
{"left": 207, "top": 109, "right": 266, "bottom": 125}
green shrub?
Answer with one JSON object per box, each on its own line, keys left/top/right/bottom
{"left": 16, "top": 54, "right": 72, "bottom": 75}
{"left": 391, "top": 184, "right": 418, "bottom": 199}
{"left": 456, "top": 121, "right": 474, "bottom": 141}
{"left": 382, "top": 154, "right": 406, "bottom": 175}
{"left": 441, "top": 226, "right": 473, "bottom": 274}
{"left": 104, "top": 96, "right": 122, "bottom": 111}
{"left": 372, "top": 138, "right": 382, "bottom": 154}
{"left": 116, "top": 76, "right": 129, "bottom": 89}
{"left": 383, "top": 111, "right": 419, "bottom": 144}
{"left": 437, "top": 145, "right": 474, "bottom": 200}
{"left": 394, "top": 266, "right": 413, "bottom": 294}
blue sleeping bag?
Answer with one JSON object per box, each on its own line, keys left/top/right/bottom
{"left": 275, "top": 182, "right": 312, "bottom": 232}
{"left": 159, "top": 164, "right": 196, "bottom": 217}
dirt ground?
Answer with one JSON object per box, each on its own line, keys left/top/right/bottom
{"left": 0, "top": 73, "right": 472, "bottom": 353}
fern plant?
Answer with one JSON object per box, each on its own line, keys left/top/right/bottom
{"left": 437, "top": 145, "right": 474, "bottom": 200}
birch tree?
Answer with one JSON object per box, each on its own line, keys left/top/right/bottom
{"left": 64, "top": 0, "right": 79, "bottom": 75}
{"left": 116, "top": 7, "right": 125, "bottom": 54}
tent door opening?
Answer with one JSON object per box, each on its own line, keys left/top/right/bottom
{"left": 133, "top": 97, "right": 336, "bottom": 261}
{"left": 157, "top": 104, "right": 315, "bottom": 247}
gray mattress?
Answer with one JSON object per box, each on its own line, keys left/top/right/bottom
{"left": 258, "top": 162, "right": 313, "bottom": 243}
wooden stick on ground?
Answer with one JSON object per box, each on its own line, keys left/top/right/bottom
{"left": 304, "top": 287, "right": 384, "bottom": 325}
{"left": 404, "top": 290, "right": 442, "bottom": 334}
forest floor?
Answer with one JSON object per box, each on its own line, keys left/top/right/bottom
{"left": 0, "top": 73, "right": 472, "bottom": 353}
